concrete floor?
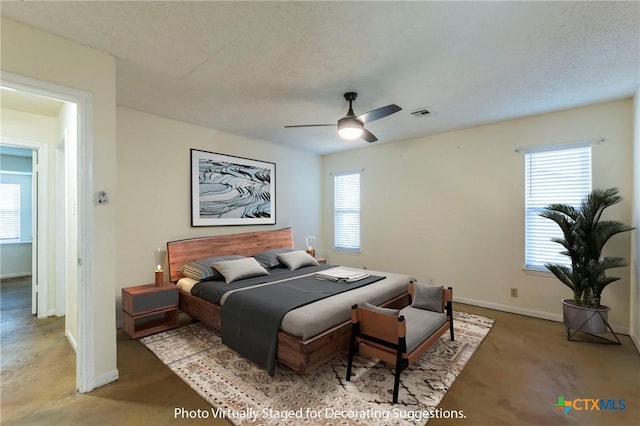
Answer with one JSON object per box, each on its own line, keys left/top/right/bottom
{"left": 1, "top": 277, "right": 638, "bottom": 425}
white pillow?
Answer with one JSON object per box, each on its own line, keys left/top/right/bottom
{"left": 276, "top": 250, "right": 319, "bottom": 270}
{"left": 212, "top": 257, "right": 269, "bottom": 283}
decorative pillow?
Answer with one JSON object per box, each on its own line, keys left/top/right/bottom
{"left": 178, "top": 255, "right": 245, "bottom": 281}
{"left": 276, "top": 250, "right": 319, "bottom": 271}
{"left": 412, "top": 283, "right": 443, "bottom": 313}
{"left": 362, "top": 302, "right": 400, "bottom": 316}
{"left": 212, "top": 257, "right": 269, "bottom": 283}
{"left": 252, "top": 247, "right": 295, "bottom": 269}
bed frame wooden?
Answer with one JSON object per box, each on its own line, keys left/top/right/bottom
{"left": 167, "top": 227, "right": 410, "bottom": 375}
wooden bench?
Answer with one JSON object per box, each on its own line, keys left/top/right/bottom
{"left": 346, "top": 283, "right": 454, "bottom": 403}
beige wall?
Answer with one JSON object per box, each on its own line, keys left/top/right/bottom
{"left": 1, "top": 17, "right": 118, "bottom": 387}
{"left": 115, "top": 108, "right": 322, "bottom": 321}
{"left": 1, "top": 108, "right": 58, "bottom": 141}
{"left": 323, "top": 99, "right": 634, "bottom": 332}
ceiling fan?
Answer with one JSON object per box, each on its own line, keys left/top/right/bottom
{"left": 285, "top": 92, "right": 402, "bottom": 143}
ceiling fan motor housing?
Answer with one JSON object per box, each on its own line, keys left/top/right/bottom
{"left": 337, "top": 116, "right": 364, "bottom": 139}
{"left": 344, "top": 92, "right": 358, "bottom": 102}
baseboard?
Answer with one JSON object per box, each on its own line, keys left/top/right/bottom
{"left": 93, "top": 369, "right": 119, "bottom": 390}
{"left": 65, "top": 329, "right": 78, "bottom": 352}
{"left": 631, "top": 333, "right": 640, "bottom": 354}
{"left": 454, "top": 296, "right": 630, "bottom": 335}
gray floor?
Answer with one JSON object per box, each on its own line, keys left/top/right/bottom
{"left": 1, "top": 277, "right": 638, "bottom": 425}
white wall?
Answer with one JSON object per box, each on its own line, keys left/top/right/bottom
{"left": 115, "top": 108, "right": 322, "bottom": 322}
{"left": 1, "top": 17, "right": 118, "bottom": 388}
{"left": 0, "top": 243, "right": 31, "bottom": 278}
{"left": 323, "top": 99, "right": 634, "bottom": 332}
{"left": 59, "top": 102, "right": 77, "bottom": 324}
{"left": 631, "top": 89, "right": 640, "bottom": 350}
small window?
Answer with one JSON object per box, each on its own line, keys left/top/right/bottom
{"left": 0, "top": 183, "right": 21, "bottom": 241}
{"left": 334, "top": 171, "right": 360, "bottom": 252}
{"left": 524, "top": 144, "right": 591, "bottom": 270}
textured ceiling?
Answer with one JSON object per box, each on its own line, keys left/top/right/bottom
{"left": 2, "top": 1, "right": 639, "bottom": 154}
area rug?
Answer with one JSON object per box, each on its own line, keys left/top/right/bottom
{"left": 140, "top": 311, "right": 494, "bottom": 425}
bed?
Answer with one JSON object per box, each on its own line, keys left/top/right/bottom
{"left": 167, "top": 227, "right": 412, "bottom": 375}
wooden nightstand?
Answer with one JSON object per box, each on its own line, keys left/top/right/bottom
{"left": 122, "top": 283, "right": 178, "bottom": 338}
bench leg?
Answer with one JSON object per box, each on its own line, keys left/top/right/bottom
{"left": 345, "top": 324, "right": 358, "bottom": 381}
{"left": 449, "top": 317, "right": 455, "bottom": 341}
{"left": 447, "top": 301, "right": 455, "bottom": 341}
{"left": 346, "top": 347, "right": 355, "bottom": 381}
{"left": 392, "top": 365, "right": 401, "bottom": 404}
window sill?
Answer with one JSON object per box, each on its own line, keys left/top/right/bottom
{"left": 523, "top": 268, "right": 554, "bottom": 277}
{"left": 0, "top": 240, "right": 32, "bottom": 246}
{"left": 332, "top": 249, "right": 361, "bottom": 255}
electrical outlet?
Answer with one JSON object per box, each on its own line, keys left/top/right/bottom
{"left": 510, "top": 288, "right": 518, "bottom": 298}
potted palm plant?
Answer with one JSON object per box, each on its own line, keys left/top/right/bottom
{"left": 540, "top": 188, "right": 633, "bottom": 338}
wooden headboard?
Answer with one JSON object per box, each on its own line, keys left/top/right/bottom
{"left": 167, "top": 227, "right": 294, "bottom": 282}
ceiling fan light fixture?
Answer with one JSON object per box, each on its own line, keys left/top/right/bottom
{"left": 337, "top": 117, "right": 364, "bottom": 140}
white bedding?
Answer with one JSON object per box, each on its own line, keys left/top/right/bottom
{"left": 177, "top": 267, "right": 414, "bottom": 340}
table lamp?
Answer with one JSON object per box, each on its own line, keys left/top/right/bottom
{"left": 305, "top": 235, "right": 316, "bottom": 257}
{"left": 152, "top": 248, "right": 167, "bottom": 286}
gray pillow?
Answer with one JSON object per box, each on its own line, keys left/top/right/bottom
{"left": 412, "top": 283, "right": 443, "bottom": 313}
{"left": 276, "top": 250, "right": 319, "bottom": 270}
{"left": 362, "top": 302, "right": 400, "bottom": 316}
{"left": 212, "top": 257, "right": 269, "bottom": 283}
{"left": 252, "top": 247, "right": 295, "bottom": 269}
{"left": 178, "top": 255, "right": 245, "bottom": 280}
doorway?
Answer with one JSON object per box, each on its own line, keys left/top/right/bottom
{"left": 0, "top": 145, "right": 38, "bottom": 315}
{"left": 1, "top": 71, "right": 93, "bottom": 392}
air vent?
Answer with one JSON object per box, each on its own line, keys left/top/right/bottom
{"left": 410, "top": 107, "right": 432, "bottom": 117}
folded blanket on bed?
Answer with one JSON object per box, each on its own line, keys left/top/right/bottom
{"left": 221, "top": 272, "right": 384, "bottom": 376}
{"left": 314, "top": 267, "right": 370, "bottom": 283}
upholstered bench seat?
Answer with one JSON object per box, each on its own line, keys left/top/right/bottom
{"left": 400, "top": 306, "right": 447, "bottom": 353}
{"left": 347, "top": 282, "right": 454, "bottom": 403}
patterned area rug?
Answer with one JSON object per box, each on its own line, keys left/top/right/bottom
{"left": 140, "top": 312, "right": 494, "bottom": 425}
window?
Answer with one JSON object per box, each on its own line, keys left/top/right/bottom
{"left": 334, "top": 171, "right": 360, "bottom": 252}
{"left": 0, "top": 183, "right": 21, "bottom": 241}
{"left": 524, "top": 144, "right": 591, "bottom": 270}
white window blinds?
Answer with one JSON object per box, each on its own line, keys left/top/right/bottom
{"left": 334, "top": 172, "right": 360, "bottom": 252}
{"left": 0, "top": 183, "right": 21, "bottom": 240}
{"left": 524, "top": 144, "right": 591, "bottom": 270}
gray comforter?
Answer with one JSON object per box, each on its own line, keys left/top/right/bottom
{"left": 220, "top": 271, "right": 384, "bottom": 376}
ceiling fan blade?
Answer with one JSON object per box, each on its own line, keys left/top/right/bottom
{"left": 358, "top": 104, "right": 402, "bottom": 123}
{"left": 284, "top": 124, "right": 335, "bottom": 128}
{"left": 361, "top": 129, "right": 378, "bottom": 143}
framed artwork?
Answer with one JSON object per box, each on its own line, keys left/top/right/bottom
{"left": 190, "top": 149, "right": 276, "bottom": 226}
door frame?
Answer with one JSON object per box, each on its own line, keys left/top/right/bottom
{"left": 1, "top": 71, "right": 95, "bottom": 393}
